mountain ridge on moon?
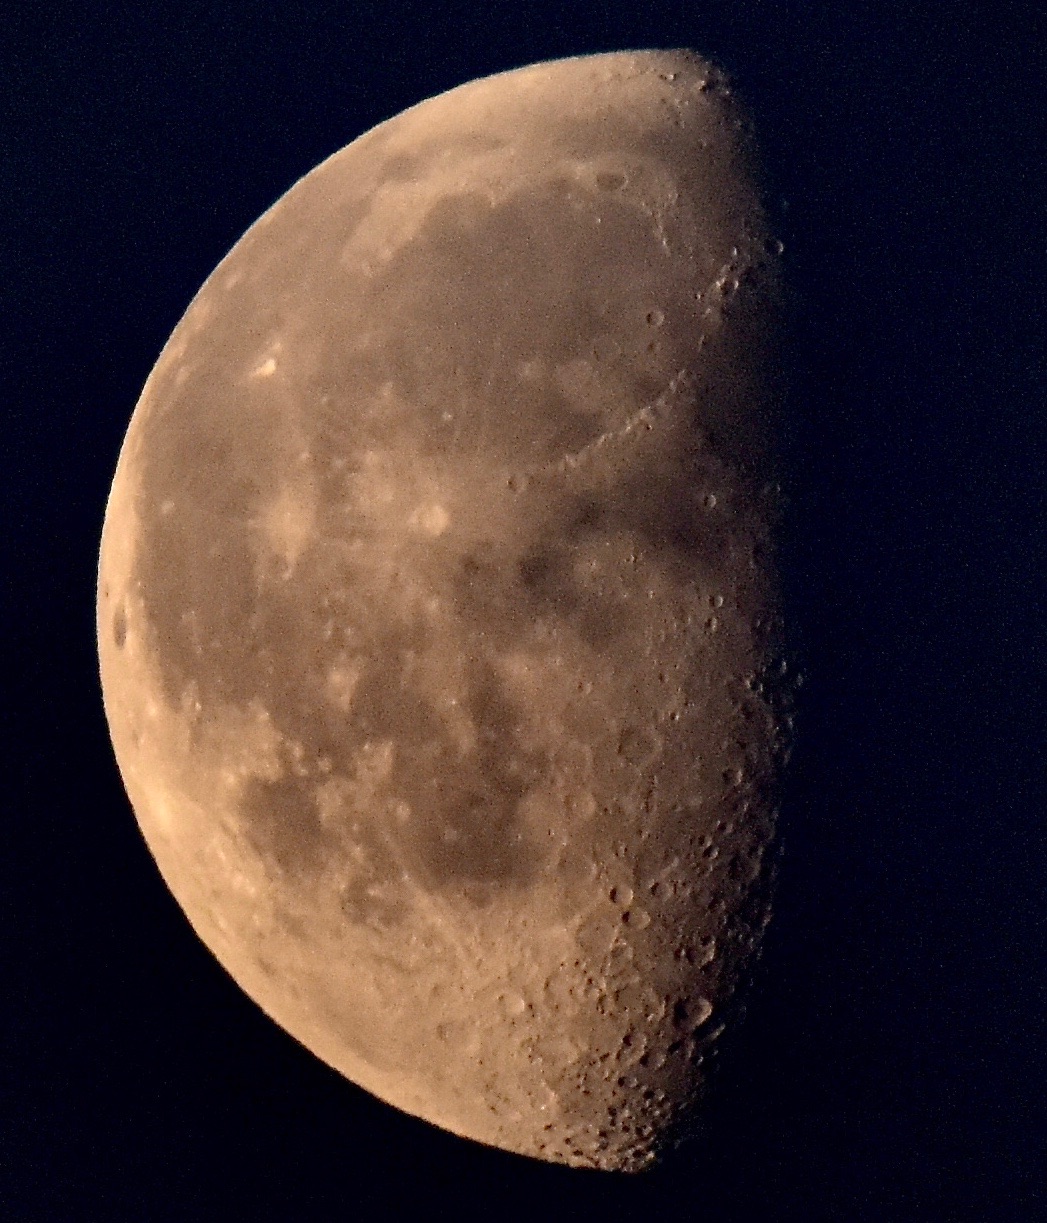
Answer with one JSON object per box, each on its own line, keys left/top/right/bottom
{"left": 98, "top": 49, "right": 794, "bottom": 1171}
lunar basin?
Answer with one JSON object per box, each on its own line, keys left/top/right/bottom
{"left": 98, "top": 50, "right": 792, "bottom": 1171}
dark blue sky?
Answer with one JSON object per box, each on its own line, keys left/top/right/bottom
{"left": 4, "top": 3, "right": 1043, "bottom": 1219}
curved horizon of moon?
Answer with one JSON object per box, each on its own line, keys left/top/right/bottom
{"left": 98, "top": 49, "right": 793, "bottom": 1171}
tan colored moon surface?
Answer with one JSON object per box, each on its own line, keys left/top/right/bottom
{"left": 97, "top": 49, "right": 792, "bottom": 1171}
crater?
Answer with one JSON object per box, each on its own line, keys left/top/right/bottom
{"left": 343, "top": 175, "right": 673, "bottom": 466}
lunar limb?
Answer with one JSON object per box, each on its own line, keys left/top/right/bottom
{"left": 98, "top": 49, "right": 793, "bottom": 1171}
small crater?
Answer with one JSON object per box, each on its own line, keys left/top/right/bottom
{"left": 596, "top": 171, "right": 628, "bottom": 191}
{"left": 617, "top": 726, "right": 660, "bottom": 767}
{"left": 691, "top": 998, "right": 714, "bottom": 1029}
{"left": 500, "top": 991, "right": 527, "bottom": 1017}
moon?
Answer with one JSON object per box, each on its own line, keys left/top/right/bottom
{"left": 97, "top": 49, "right": 792, "bottom": 1171}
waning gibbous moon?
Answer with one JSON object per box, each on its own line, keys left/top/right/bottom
{"left": 97, "top": 49, "right": 795, "bottom": 1171}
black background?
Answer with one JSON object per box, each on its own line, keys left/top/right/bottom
{"left": 4, "top": 3, "right": 1044, "bottom": 1219}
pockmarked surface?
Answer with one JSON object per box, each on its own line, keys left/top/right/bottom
{"left": 98, "top": 49, "right": 794, "bottom": 1171}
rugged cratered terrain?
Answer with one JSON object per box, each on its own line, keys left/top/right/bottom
{"left": 98, "top": 49, "right": 793, "bottom": 1170}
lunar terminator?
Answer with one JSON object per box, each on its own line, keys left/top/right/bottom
{"left": 98, "top": 49, "right": 793, "bottom": 1170}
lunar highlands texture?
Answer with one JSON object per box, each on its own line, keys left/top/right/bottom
{"left": 98, "top": 50, "right": 792, "bottom": 1171}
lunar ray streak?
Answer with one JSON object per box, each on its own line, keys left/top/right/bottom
{"left": 370, "top": 803, "right": 475, "bottom": 969}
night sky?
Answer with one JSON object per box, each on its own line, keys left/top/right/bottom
{"left": 4, "top": 3, "right": 1044, "bottom": 1219}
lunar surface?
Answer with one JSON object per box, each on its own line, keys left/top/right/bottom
{"left": 98, "top": 49, "right": 793, "bottom": 1171}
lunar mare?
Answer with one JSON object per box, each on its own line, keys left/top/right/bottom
{"left": 98, "top": 50, "right": 792, "bottom": 1171}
